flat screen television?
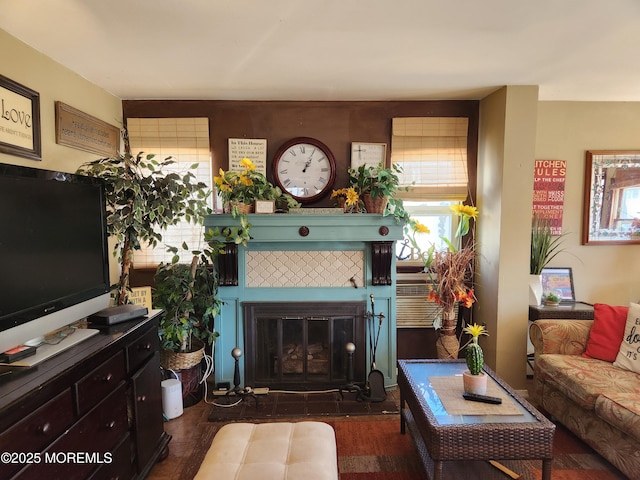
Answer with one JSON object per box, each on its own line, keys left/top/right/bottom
{"left": 0, "top": 163, "right": 111, "bottom": 355}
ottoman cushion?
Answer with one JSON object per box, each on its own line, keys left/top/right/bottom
{"left": 194, "top": 421, "right": 338, "bottom": 480}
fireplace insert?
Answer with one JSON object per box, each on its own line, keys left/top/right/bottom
{"left": 243, "top": 301, "right": 366, "bottom": 390}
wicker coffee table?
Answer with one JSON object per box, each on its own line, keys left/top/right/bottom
{"left": 398, "top": 359, "right": 555, "bottom": 480}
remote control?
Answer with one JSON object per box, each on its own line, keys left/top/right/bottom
{"left": 462, "top": 392, "right": 502, "bottom": 404}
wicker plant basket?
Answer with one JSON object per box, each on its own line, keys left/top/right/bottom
{"left": 160, "top": 339, "right": 205, "bottom": 370}
{"left": 223, "top": 201, "right": 254, "bottom": 214}
{"left": 363, "top": 194, "right": 388, "bottom": 214}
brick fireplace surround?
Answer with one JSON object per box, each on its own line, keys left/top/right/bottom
{"left": 204, "top": 214, "right": 403, "bottom": 390}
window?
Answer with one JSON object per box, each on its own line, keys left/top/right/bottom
{"left": 392, "top": 117, "right": 470, "bottom": 265}
{"left": 126, "top": 118, "right": 212, "bottom": 268}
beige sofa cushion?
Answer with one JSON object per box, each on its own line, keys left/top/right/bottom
{"left": 194, "top": 421, "right": 338, "bottom": 480}
{"left": 596, "top": 392, "right": 640, "bottom": 444}
{"left": 536, "top": 353, "right": 640, "bottom": 410}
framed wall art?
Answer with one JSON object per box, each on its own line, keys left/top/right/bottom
{"left": 350, "top": 142, "right": 386, "bottom": 169}
{"left": 583, "top": 150, "right": 640, "bottom": 245}
{"left": 0, "top": 74, "right": 41, "bottom": 161}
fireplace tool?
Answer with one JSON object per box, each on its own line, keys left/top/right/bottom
{"left": 225, "top": 347, "right": 258, "bottom": 406}
{"left": 364, "top": 294, "right": 386, "bottom": 402}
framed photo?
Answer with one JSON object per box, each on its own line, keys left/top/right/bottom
{"left": 254, "top": 200, "right": 275, "bottom": 214}
{"left": 0, "top": 75, "right": 41, "bottom": 161}
{"left": 350, "top": 142, "right": 386, "bottom": 170}
{"left": 540, "top": 267, "right": 576, "bottom": 303}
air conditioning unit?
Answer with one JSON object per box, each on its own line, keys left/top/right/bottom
{"left": 396, "top": 272, "right": 458, "bottom": 328}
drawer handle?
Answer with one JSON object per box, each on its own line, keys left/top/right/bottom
{"left": 37, "top": 422, "right": 51, "bottom": 435}
{"left": 138, "top": 342, "right": 152, "bottom": 351}
{"left": 105, "top": 420, "right": 116, "bottom": 429}
{"left": 102, "top": 373, "right": 114, "bottom": 383}
{"left": 137, "top": 394, "right": 147, "bottom": 403}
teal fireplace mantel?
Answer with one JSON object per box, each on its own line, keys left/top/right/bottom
{"left": 203, "top": 213, "right": 404, "bottom": 391}
{"left": 204, "top": 213, "right": 404, "bottom": 243}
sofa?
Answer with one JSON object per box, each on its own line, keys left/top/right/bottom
{"left": 530, "top": 318, "right": 640, "bottom": 479}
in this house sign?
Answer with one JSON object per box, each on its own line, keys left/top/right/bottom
{"left": 0, "top": 74, "right": 41, "bottom": 161}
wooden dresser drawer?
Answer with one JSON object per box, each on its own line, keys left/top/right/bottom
{"left": 126, "top": 326, "right": 157, "bottom": 373}
{"left": 0, "top": 389, "right": 74, "bottom": 479}
{"left": 76, "top": 350, "right": 126, "bottom": 416}
{"left": 88, "top": 433, "right": 134, "bottom": 480}
{"left": 16, "top": 384, "right": 129, "bottom": 480}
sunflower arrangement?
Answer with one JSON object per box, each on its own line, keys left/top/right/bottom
{"left": 331, "top": 187, "right": 361, "bottom": 212}
{"left": 214, "top": 158, "right": 278, "bottom": 206}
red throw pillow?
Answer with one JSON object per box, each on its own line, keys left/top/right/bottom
{"left": 582, "top": 303, "right": 629, "bottom": 362}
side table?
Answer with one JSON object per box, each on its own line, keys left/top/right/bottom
{"left": 528, "top": 302, "right": 594, "bottom": 321}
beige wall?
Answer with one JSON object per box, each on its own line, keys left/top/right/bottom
{"left": 477, "top": 86, "right": 539, "bottom": 389}
{"left": 536, "top": 102, "right": 640, "bottom": 305}
{"left": 0, "top": 28, "right": 123, "bottom": 283}
{"left": 0, "top": 29, "right": 122, "bottom": 173}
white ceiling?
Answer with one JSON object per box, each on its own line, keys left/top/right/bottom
{"left": 2, "top": 0, "right": 640, "bottom": 102}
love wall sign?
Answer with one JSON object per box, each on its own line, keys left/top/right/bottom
{"left": 0, "top": 74, "right": 41, "bottom": 161}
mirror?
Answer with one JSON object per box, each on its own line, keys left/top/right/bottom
{"left": 583, "top": 150, "right": 640, "bottom": 245}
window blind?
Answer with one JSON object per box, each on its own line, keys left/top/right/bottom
{"left": 391, "top": 117, "right": 469, "bottom": 201}
{"left": 126, "top": 117, "right": 212, "bottom": 268}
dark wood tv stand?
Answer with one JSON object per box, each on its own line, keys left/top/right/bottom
{"left": 0, "top": 311, "right": 170, "bottom": 479}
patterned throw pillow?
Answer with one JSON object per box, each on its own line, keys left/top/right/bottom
{"left": 583, "top": 303, "right": 629, "bottom": 362}
{"left": 613, "top": 303, "right": 640, "bottom": 374}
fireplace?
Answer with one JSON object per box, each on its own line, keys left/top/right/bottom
{"left": 244, "top": 302, "right": 366, "bottom": 389}
{"left": 204, "top": 213, "right": 403, "bottom": 390}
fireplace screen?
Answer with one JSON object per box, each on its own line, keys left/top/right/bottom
{"left": 243, "top": 302, "right": 366, "bottom": 389}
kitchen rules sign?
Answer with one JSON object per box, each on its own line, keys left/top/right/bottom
{"left": 533, "top": 160, "right": 566, "bottom": 235}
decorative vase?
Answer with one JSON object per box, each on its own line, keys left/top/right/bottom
{"left": 462, "top": 370, "right": 487, "bottom": 395}
{"left": 529, "top": 274, "right": 543, "bottom": 306}
{"left": 362, "top": 194, "right": 388, "bottom": 214}
{"left": 435, "top": 306, "right": 459, "bottom": 359}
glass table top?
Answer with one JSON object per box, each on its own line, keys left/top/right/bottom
{"left": 399, "top": 360, "right": 539, "bottom": 425}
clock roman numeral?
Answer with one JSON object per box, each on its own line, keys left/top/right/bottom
{"left": 299, "top": 145, "right": 306, "bottom": 154}
{"left": 320, "top": 167, "right": 329, "bottom": 172}
{"left": 279, "top": 168, "right": 288, "bottom": 175}
{"left": 283, "top": 178, "right": 291, "bottom": 187}
{"left": 319, "top": 177, "right": 327, "bottom": 184}
{"left": 288, "top": 149, "right": 297, "bottom": 156}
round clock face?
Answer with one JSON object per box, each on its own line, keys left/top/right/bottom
{"left": 272, "top": 137, "right": 336, "bottom": 203}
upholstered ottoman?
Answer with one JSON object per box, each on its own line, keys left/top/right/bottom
{"left": 194, "top": 421, "right": 338, "bottom": 480}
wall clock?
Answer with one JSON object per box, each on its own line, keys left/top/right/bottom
{"left": 272, "top": 137, "right": 337, "bottom": 203}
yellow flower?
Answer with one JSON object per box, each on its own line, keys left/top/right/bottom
{"left": 451, "top": 204, "right": 478, "bottom": 219}
{"left": 412, "top": 220, "right": 430, "bottom": 234}
{"left": 239, "top": 174, "right": 253, "bottom": 186}
{"left": 331, "top": 188, "right": 348, "bottom": 199}
{"left": 345, "top": 188, "right": 359, "bottom": 206}
{"left": 462, "top": 323, "right": 488, "bottom": 339}
{"left": 239, "top": 158, "right": 256, "bottom": 170}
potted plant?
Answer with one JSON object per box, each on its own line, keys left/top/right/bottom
{"left": 214, "top": 158, "right": 298, "bottom": 215}
{"left": 331, "top": 187, "right": 361, "bottom": 213}
{"left": 529, "top": 214, "right": 569, "bottom": 305}
{"left": 153, "top": 227, "right": 240, "bottom": 405}
{"left": 154, "top": 239, "right": 221, "bottom": 361}
{"left": 347, "top": 162, "right": 409, "bottom": 222}
{"left": 542, "top": 290, "right": 562, "bottom": 306}
{"left": 462, "top": 323, "right": 488, "bottom": 395}
{"left": 77, "top": 151, "right": 210, "bottom": 305}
